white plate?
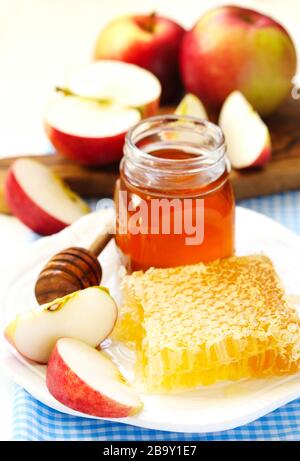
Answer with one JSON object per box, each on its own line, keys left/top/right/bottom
{"left": 1, "top": 206, "right": 300, "bottom": 433}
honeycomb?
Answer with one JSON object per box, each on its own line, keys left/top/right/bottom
{"left": 113, "top": 255, "right": 300, "bottom": 392}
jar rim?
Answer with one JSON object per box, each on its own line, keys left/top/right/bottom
{"left": 124, "top": 114, "right": 226, "bottom": 173}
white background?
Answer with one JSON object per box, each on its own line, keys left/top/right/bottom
{"left": 0, "top": 0, "right": 300, "bottom": 440}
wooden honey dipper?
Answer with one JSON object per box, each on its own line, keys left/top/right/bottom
{"left": 35, "top": 232, "right": 112, "bottom": 305}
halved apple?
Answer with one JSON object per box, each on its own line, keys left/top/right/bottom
{"left": 175, "top": 93, "right": 208, "bottom": 119}
{"left": 5, "top": 158, "right": 89, "bottom": 235}
{"left": 45, "top": 61, "right": 161, "bottom": 166}
{"left": 4, "top": 286, "right": 117, "bottom": 364}
{"left": 219, "top": 91, "right": 271, "bottom": 169}
{"left": 65, "top": 61, "right": 161, "bottom": 117}
{"left": 47, "top": 338, "right": 143, "bottom": 418}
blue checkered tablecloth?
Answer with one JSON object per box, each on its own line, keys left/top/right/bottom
{"left": 12, "top": 191, "right": 300, "bottom": 441}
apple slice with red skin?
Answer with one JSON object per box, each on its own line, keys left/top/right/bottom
{"left": 219, "top": 91, "right": 271, "bottom": 169}
{"left": 5, "top": 158, "right": 89, "bottom": 235}
{"left": 4, "top": 286, "right": 118, "bottom": 364}
{"left": 45, "top": 61, "right": 161, "bottom": 166}
{"left": 47, "top": 338, "right": 143, "bottom": 418}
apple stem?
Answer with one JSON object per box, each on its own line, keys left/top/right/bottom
{"left": 145, "top": 11, "right": 156, "bottom": 33}
{"left": 55, "top": 86, "right": 111, "bottom": 106}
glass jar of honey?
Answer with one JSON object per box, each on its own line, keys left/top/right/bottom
{"left": 115, "top": 115, "right": 235, "bottom": 271}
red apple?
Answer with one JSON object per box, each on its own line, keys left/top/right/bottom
{"left": 94, "top": 13, "right": 185, "bottom": 104}
{"left": 219, "top": 91, "right": 271, "bottom": 169}
{"left": 180, "top": 6, "right": 297, "bottom": 116}
{"left": 47, "top": 338, "right": 143, "bottom": 417}
{"left": 45, "top": 61, "right": 161, "bottom": 166}
{"left": 5, "top": 158, "right": 89, "bottom": 235}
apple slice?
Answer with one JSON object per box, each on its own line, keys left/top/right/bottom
{"left": 4, "top": 286, "right": 117, "bottom": 364}
{"left": 5, "top": 158, "right": 89, "bottom": 235}
{"left": 45, "top": 61, "right": 161, "bottom": 166}
{"left": 47, "top": 338, "right": 143, "bottom": 418}
{"left": 160, "top": 93, "right": 208, "bottom": 144}
{"left": 219, "top": 91, "right": 271, "bottom": 169}
{"left": 175, "top": 93, "right": 208, "bottom": 119}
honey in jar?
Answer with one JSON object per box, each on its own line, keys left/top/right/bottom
{"left": 115, "top": 115, "right": 235, "bottom": 271}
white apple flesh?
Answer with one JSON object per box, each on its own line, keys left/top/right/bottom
{"left": 175, "top": 93, "right": 208, "bottom": 119}
{"left": 65, "top": 61, "right": 161, "bottom": 116}
{"left": 4, "top": 286, "right": 118, "bottom": 364}
{"left": 46, "top": 95, "right": 141, "bottom": 139}
{"left": 45, "top": 61, "right": 161, "bottom": 166}
{"left": 47, "top": 338, "right": 143, "bottom": 418}
{"left": 219, "top": 91, "right": 271, "bottom": 169}
{"left": 5, "top": 158, "right": 89, "bottom": 235}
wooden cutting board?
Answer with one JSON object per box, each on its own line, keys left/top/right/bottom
{"left": 0, "top": 97, "right": 299, "bottom": 214}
